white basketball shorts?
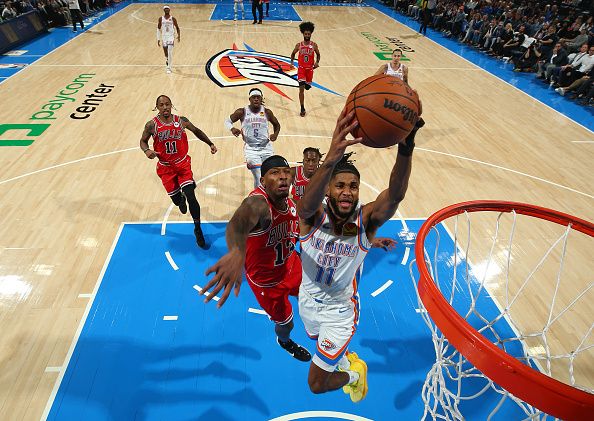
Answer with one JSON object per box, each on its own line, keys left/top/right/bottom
{"left": 298, "top": 286, "right": 360, "bottom": 372}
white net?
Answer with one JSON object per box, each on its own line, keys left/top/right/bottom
{"left": 411, "top": 204, "right": 594, "bottom": 420}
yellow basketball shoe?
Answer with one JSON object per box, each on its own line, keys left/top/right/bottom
{"left": 348, "top": 357, "right": 368, "bottom": 403}
{"left": 341, "top": 351, "right": 364, "bottom": 397}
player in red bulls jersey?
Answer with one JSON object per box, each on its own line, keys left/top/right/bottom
{"left": 291, "top": 147, "right": 323, "bottom": 202}
{"left": 290, "top": 21, "right": 320, "bottom": 117}
{"left": 201, "top": 155, "right": 312, "bottom": 362}
{"left": 139, "top": 95, "right": 217, "bottom": 249}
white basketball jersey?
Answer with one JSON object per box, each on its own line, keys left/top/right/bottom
{"left": 242, "top": 105, "right": 270, "bottom": 149}
{"left": 386, "top": 62, "right": 405, "bottom": 80}
{"left": 300, "top": 203, "right": 371, "bottom": 303}
{"left": 161, "top": 16, "right": 175, "bottom": 41}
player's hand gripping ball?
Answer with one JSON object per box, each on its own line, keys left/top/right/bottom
{"left": 345, "top": 75, "right": 420, "bottom": 148}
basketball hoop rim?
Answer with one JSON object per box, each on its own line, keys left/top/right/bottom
{"left": 415, "top": 200, "right": 594, "bottom": 421}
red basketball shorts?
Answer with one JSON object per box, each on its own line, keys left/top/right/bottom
{"left": 247, "top": 253, "right": 302, "bottom": 325}
{"left": 297, "top": 67, "right": 314, "bottom": 84}
{"left": 156, "top": 156, "right": 195, "bottom": 196}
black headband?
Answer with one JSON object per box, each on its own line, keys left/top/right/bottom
{"left": 261, "top": 155, "right": 290, "bottom": 176}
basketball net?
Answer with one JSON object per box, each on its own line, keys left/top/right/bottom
{"left": 411, "top": 202, "right": 593, "bottom": 420}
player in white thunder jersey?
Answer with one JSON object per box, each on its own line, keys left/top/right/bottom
{"left": 157, "top": 5, "right": 180, "bottom": 74}
{"left": 225, "top": 88, "right": 281, "bottom": 188}
{"left": 374, "top": 48, "right": 426, "bottom": 127}
{"left": 296, "top": 107, "right": 421, "bottom": 402}
{"left": 233, "top": 0, "right": 245, "bottom": 21}
{"left": 374, "top": 48, "right": 408, "bottom": 83}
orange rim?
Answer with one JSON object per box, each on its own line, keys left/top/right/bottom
{"left": 415, "top": 200, "right": 594, "bottom": 421}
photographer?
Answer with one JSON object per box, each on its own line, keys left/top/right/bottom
{"left": 514, "top": 40, "right": 541, "bottom": 72}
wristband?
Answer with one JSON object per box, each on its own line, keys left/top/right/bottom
{"left": 156, "top": 28, "right": 161, "bottom": 41}
{"left": 224, "top": 117, "right": 234, "bottom": 130}
{"left": 398, "top": 129, "right": 416, "bottom": 157}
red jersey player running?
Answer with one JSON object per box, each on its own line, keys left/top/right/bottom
{"left": 139, "top": 95, "right": 217, "bottom": 249}
{"left": 201, "top": 155, "right": 311, "bottom": 362}
{"left": 291, "top": 21, "right": 320, "bottom": 117}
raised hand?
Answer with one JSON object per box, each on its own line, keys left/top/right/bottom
{"left": 325, "top": 109, "right": 362, "bottom": 164}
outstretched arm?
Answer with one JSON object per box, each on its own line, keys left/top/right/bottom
{"left": 139, "top": 120, "right": 157, "bottom": 159}
{"left": 297, "top": 109, "right": 361, "bottom": 222}
{"left": 202, "top": 196, "right": 270, "bottom": 308}
{"left": 266, "top": 109, "right": 281, "bottom": 142}
{"left": 182, "top": 117, "right": 217, "bottom": 154}
{"left": 363, "top": 129, "right": 417, "bottom": 240}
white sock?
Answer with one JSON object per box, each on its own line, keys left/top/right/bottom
{"left": 250, "top": 167, "right": 261, "bottom": 188}
{"left": 167, "top": 45, "right": 173, "bottom": 70}
{"left": 337, "top": 354, "right": 350, "bottom": 371}
{"left": 347, "top": 370, "right": 360, "bottom": 384}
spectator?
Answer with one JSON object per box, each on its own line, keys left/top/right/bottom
{"left": 537, "top": 42, "right": 568, "bottom": 80}
{"left": 2, "top": 2, "right": 18, "bottom": 19}
{"left": 555, "top": 68, "right": 593, "bottom": 96}
{"left": 560, "top": 28, "right": 589, "bottom": 53}
{"left": 502, "top": 24, "right": 527, "bottom": 60}
{"left": 514, "top": 41, "right": 540, "bottom": 71}
{"left": 574, "top": 77, "right": 594, "bottom": 105}
{"left": 480, "top": 18, "right": 500, "bottom": 50}
{"left": 489, "top": 22, "right": 515, "bottom": 57}
{"left": 557, "top": 44, "right": 594, "bottom": 87}
{"left": 68, "top": 0, "right": 83, "bottom": 32}
{"left": 538, "top": 24, "right": 559, "bottom": 58}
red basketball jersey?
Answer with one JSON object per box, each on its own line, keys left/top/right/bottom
{"left": 297, "top": 41, "right": 316, "bottom": 69}
{"left": 245, "top": 186, "right": 300, "bottom": 287}
{"left": 292, "top": 165, "right": 310, "bottom": 202}
{"left": 152, "top": 115, "right": 189, "bottom": 165}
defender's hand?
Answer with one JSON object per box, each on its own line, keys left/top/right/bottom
{"left": 203, "top": 250, "right": 244, "bottom": 308}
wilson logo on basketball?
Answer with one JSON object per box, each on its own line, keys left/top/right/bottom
{"left": 206, "top": 49, "right": 299, "bottom": 88}
{"left": 383, "top": 99, "right": 418, "bottom": 124}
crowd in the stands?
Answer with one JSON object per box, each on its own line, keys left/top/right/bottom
{"left": 388, "top": 0, "right": 594, "bottom": 106}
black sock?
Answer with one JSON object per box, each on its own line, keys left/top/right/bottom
{"left": 182, "top": 185, "right": 201, "bottom": 222}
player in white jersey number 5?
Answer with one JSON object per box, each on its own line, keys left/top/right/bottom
{"left": 296, "top": 107, "right": 421, "bottom": 402}
{"left": 157, "top": 5, "right": 180, "bottom": 74}
{"left": 225, "top": 88, "right": 281, "bottom": 188}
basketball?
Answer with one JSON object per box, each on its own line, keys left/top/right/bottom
{"left": 344, "top": 74, "right": 420, "bottom": 148}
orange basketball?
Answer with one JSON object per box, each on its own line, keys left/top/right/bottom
{"left": 345, "top": 75, "right": 420, "bottom": 148}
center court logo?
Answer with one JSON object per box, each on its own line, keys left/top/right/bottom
{"left": 205, "top": 44, "right": 341, "bottom": 99}
{"left": 206, "top": 49, "right": 299, "bottom": 88}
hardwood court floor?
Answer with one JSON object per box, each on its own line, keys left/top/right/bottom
{"left": 0, "top": 3, "right": 592, "bottom": 419}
